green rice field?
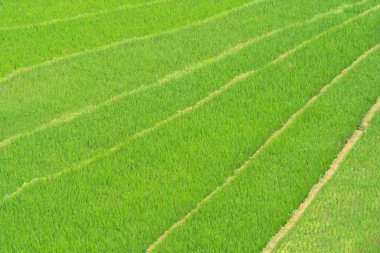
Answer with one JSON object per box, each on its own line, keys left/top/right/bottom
{"left": 0, "top": 0, "right": 379, "bottom": 252}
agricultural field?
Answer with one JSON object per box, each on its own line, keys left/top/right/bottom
{"left": 0, "top": 0, "right": 379, "bottom": 252}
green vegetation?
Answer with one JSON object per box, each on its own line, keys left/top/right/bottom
{"left": 153, "top": 15, "right": 380, "bottom": 253}
{"left": 273, "top": 57, "right": 380, "bottom": 253}
{"left": 2, "top": 0, "right": 378, "bottom": 197}
{"left": 0, "top": 0, "right": 261, "bottom": 78}
{"left": 276, "top": 117, "right": 380, "bottom": 252}
{"left": 0, "top": 0, "right": 379, "bottom": 252}
{"left": 0, "top": 0, "right": 156, "bottom": 27}
{"left": 2, "top": 0, "right": 370, "bottom": 139}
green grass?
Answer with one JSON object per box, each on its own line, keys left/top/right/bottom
{"left": 276, "top": 116, "right": 380, "bottom": 253}
{"left": 2, "top": 0, "right": 370, "bottom": 140}
{"left": 2, "top": 1, "right": 378, "bottom": 198}
{"left": 151, "top": 15, "right": 380, "bottom": 252}
{"left": 273, "top": 58, "right": 380, "bottom": 252}
{"left": 0, "top": 0, "right": 155, "bottom": 27}
{"left": 153, "top": 14, "right": 380, "bottom": 253}
{"left": 0, "top": 0, "right": 379, "bottom": 252}
{"left": 0, "top": 0, "right": 259, "bottom": 78}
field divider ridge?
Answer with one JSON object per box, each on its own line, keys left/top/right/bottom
{"left": 0, "top": 0, "right": 172, "bottom": 32}
{"left": 0, "top": 0, "right": 369, "bottom": 150}
{"left": 262, "top": 95, "right": 380, "bottom": 253}
{"left": 144, "top": 20, "right": 380, "bottom": 253}
{"left": 1, "top": 4, "right": 378, "bottom": 209}
{"left": 0, "top": 0, "right": 266, "bottom": 86}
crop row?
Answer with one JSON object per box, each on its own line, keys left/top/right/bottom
{"left": 1, "top": 0, "right": 376, "bottom": 201}
{"left": 155, "top": 39, "right": 380, "bottom": 253}
{"left": 0, "top": 0, "right": 261, "bottom": 78}
{"left": 0, "top": 1, "right": 375, "bottom": 143}
{"left": 3, "top": 0, "right": 370, "bottom": 137}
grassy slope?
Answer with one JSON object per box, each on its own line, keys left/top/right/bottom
{"left": 0, "top": 0, "right": 364, "bottom": 140}
{"left": 1, "top": 1, "right": 375, "bottom": 197}
{"left": 274, "top": 56, "right": 380, "bottom": 252}
{"left": 154, "top": 18, "right": 380, "bottom": 253}
{"left": 0, "top": 3, "right": 379, "bottom": 252}
{"left": 0, "top": 0, "right": 255, "bottom": 78}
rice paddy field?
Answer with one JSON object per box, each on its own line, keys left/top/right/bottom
{"left": 0, "top": 0, "right": 379, "bottom": 252}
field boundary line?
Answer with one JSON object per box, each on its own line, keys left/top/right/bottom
{"left": 0, "top": 0, "right": 369, "bottom": 150}
{"left": 145, "top": 31, "right": 380, "bottom": 253}
{"left": 0, "top": 3, "right": 377, "bottom": 214}
{"left": 262, "top": 97, "right": 380, "bottom": 253}
{"left": 0, "top": 0, "right": 171, "bottom": 32}
{"left": 0, "top": 0, "right": 265, "bottom": 86}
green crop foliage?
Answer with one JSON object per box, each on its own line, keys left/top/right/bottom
{"left": 273, "top": 52, "right": 380, "bottom": 253}
{"left": 276, "top": 118, "right": 380, "bottom": 252}
{"left": 0, "top": 0, "right": 379, "bottom": 252}
{"left": 152, "top": 12, "right": 380, "bottom": 253}
{"left": 0, "top": 0, "right": 376, "bottom": 142}
{"left": 0, "top": 0, "right": 155, "bottom": 27}
{"left": 154, "top": 37, "right": 380, "bottom": 252}
{"left": 0, "top": 0, "right": 260, "bottom": 78}
{"left": 2, "top": 1, "right": 378, "bottom": 197}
